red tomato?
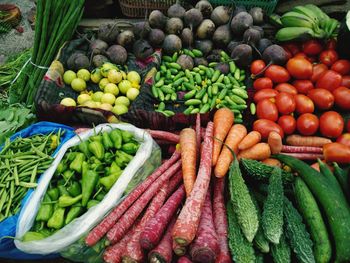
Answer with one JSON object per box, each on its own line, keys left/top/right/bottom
{"left": 319, "top": 49, "right": 339, "bottom": 66}
{"left": 253, "top": 119, "right": 284, "bottom": 139}
{"left": 315, "top": 70, "right": 342, "bottom": 91}
{"left": 294, "top": 52, "right": 308, "bottom": 59}
{"left": 257, "top": 99, "right": 279, "bottom": 122}
{"left": 253, "top": 89, "right": 279, "bottom": 103}
{"left": 297, "top": 113, "right": 319, "bottom": 136}
{"left": 275, "top": 83, "right": 298, "bottom": 95}
{"left": 250, "top": 60, "right": 266, "bottom": 76}
{"left": 293, "top": 80, "right": 314, "bottom": 94}
{"left": 341, "top": 75, "right": 350, "bottom": 88}
{"left": 311, "top": 63, "right": 328, "bottom": 83}
{"left": 333, "top": 86, "right": 350, "bottom": 110}
{"left": 253, "top": 77, "right": 273, "bottom": 90}
{"left": 302, "top": 39, "right": 323, "bottom": 56}
{"left": 319, "top": 111, "right": 344, "bottom": 138}
{"left": 308, "top": 88, "right": 334, "bottom": 110}
{"left": 283, "top": 42, "right": 300, "bottom": 55}
{"left": 323, "top": 143, "right": 350, "bottom": 163}
{"left": 294, "top": 94, "right": 315, "bottom": 114}
{"left": 326, "top": 39, "right": 337, "bottom": 49}
{"left": 275, "top": 92, "right": 296, "bottom": 115}
{"left": 265, "top": 65, "right": 290, "bottom": 83}
{"left": 286, "top": 57, "right": 313, "bottom": 80}
{"left": 337, "top": 133, "right": 350, "bottom": 147}
{"left": 278, "top": 115, "right": 296, "bottom": 135}
{"left": 331, "top": 59, "right": 350, "bottom": 75}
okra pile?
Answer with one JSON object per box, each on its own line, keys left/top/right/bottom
{"left": 152, "top": 49, "right": 248, "bottom": 122}
{"left": 25, "top": 129, "right": 139, "bottom": 241}
{"left": 0, "top": 132, "right": 61, "bottom": 223}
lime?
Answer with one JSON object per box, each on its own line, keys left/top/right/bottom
{"left": 60, "top": 97, "right": 76, "bottom": 107}
{"left": 91, "top": 91, "right": 104, "bottom": 102}
{"left": 126, "top": 87, "right": 140, "bottom": 101}
{"left": 104, "top": 83, "right": 119, "bottom": 96}
{"left": 112, "top": 104, "right": 128, "bottom": 115}
{"left": 107, "top": 69, "right": 123, "bottom": 84}
{"left": 77, "top": 69, "right": 91, "bottom": 82}
{"left": 63, "top": 70, "right": 76, "bottom": 85}
{"left": 127, "top": 71, "right": 141, "bottom": 84}
{"left": 71, "top": 78, "right": 87, "bottom": 92}
{"left": 91, "top": 68, "right": 102, "bottom": 83}
{"left": 118, "top": 80, "right": 132, "bottom": 94}
{"left": 99, "top": 78, "right": 109, "bottom": 91}
{"left": 101, "top": 93, "right": 116, "bottom": 105}
{"left": 77, "top": 94, "right": 91, "bottom": 105}
{"left": 99, "top": 103, "right": 113, "bottom": 111}
{"left": 115, "top": 96, "right": 130, "bottom": 107}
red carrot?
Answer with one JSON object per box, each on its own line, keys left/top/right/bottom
{"left": 85, "top": 151, "right": 180, "bottom": 247}
{"left": 147, "top": 129, "right": 180, "bottom": 143}
{"left": 140, "top": 185, "right": 186, "bottom": 250}
{"left": 167, "top": 171, "right": 184, "bottom": 198}
{"left": 281, "top": 152, "right": 324, "bottom": 160}
{"left": 106, "top": 160, "right": 181, "bottom": 244}
{"left": 155, "top": 139, "right": 176, "bottom": 145}
{"left": 189, "top": 190, "right": 219, "bottom": 263}
{"left": 213, "top": 178, "right": 232, "bottom": 263}
{"left": 196, "top": 113, "right": 201, "bottom": 162}
{"left": 122, "top": 183, "right": 169, "bottom": 263}
{"left": 172, "top": 122, "right": 214, "bottom": 246}
{"left": 148, "top": 219, "right": 176, "bottom": 263}
{"left": 281, "top": 145, "right": 323, "bottom": 153}
{"left": 173, "top": 241, "right": 187, "bottom": 256}
{"left": 178, "top": 256, "right": 193, "bottom": 263}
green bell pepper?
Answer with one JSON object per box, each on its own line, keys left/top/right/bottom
{"left": 36, "top": 194, "right": 53, "bottom": 222}
{"left": 115, "top": 151, "right": 133, "bottom": 167}
{"left": 47, "top": 188, "right": 59, "bottom": 201}
{"left": 67, "top": 181, "right": 82, "bottom": 197}
{"left": 121, "top": 130, "right": 134, "bottom": 143}
{"left": 90, "top": 135, "right": 103, "bottom": 143}
{"left": 69, "top": 153, "right": 85, "bottom": 173}
{"left": 65, "top": 205, "right": 84, "bottom": 224}
{"left": 100, "top": 170, "right": 123, "bottom": 190}
{"left": 87, "top": 200, "right": 100, "bottom": 209}
{"left": 89, "top": 157, "right": 104, "bottom": 171}
{"left": 109, "top": 129, "right": 122, "bottom": 149}
{"left": 62, "top": 170, "right": 75, "bottom": 181}
{"left": 22, "top": 231, "right": 47, "bottom": 242}
{"left": 82, "top": 164, "right": 99, "bottom": 207}
{"left": 78, "top": 140, "right": 91, "bottom": 157}
{"left": 66, "top": 151, "right": 79, "bottom": 162}
{"left": 121, "top": 142, "right": 139, "bottom": 155}
{"left": 88, "top": 141, "right": 105, "bottom": 160}
{"left": 109, "top": 161, "right": 121, "bottom": 175}
{"left": 58, "top": 194, "right": 82, "bottom": 207}
{"left": 104, "top": 152, "right": 114, "bottom": 164}
{"left": 47, "top": 206, "right": 65, "bottom": 230}
{"left": 56, "top": 161, "right": 68, "bottom": 174}
{"left": 102, "top": 132, "right": 114, "bottom": 150}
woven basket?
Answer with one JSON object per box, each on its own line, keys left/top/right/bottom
{"left": 119, "top": 0, "right": 180, "bottom": 18}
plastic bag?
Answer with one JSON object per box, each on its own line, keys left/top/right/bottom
{"left": 0, "top": 121, "right": 75, "bottom": 259}
{"left": 15, "top": 123, "right": 161, "bottom": 255}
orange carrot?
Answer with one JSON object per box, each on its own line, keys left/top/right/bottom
{"left": 262, "top": 158, "right": 282, "bottom": 167}
{"left": 212, "top": 108, "right": 234, "bottom": 166}
{"left": 286, "top": 135, "right": 332, "bottom": 147}
{"left": 214, "top": 124, "right": 247, "bottom": 178}
{"left": 237, "top": 143, "right": 271, "bottom": 160}
{"left": 268, "top": 131, "right": 283, "bottom": 154}
{"left": 238, "top": 131, "right": 261, "bottom": 151}
{"left": 180, "top": 128, "right": 197, "bottom": 196}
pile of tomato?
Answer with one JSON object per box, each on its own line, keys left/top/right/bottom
{"left": 250, "top": 39, "right": 350, "bottom": 147}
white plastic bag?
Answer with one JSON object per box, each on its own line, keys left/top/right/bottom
{"left": 15, "top": 123, "right": 160, "bottom": 254}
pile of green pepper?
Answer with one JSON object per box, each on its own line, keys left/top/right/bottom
{"left": 152, "top": 49, "right": 248, "bottom": 123}
{"left": 0, "top": 131, "right": 61, "bottom": 223}
{"left": 24, "top": 129, "right": 139, "bottom": 241}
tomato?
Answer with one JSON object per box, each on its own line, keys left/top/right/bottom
{"left": 333, "top": 86, "right": 350, "bottom": 110}
{"left": 302, "top": 39, "right": 323, "bottom": 56}
{"left": 253, "top": 119, "right": 284, "bottom": 139}
{"left": 319, "top": 49, "right": 339, "bottom": 66}
{"left": 311, "top": 63, "right": 328, "bottom": 83}
{"left": 293, "top": 80, "right": 314, "bottom": 94}
{"left": 257, "top": 99, "right": 279, "bottom": 122}
{"left": 294, "top": 94, "right": 314, "bottom": 114}
{"left": 253, "top": 89, "right": 279, "bottom": 103}
{"left": 278, "top": 115, "right": 296, "bottom": 135}
{"left": 275, "top": 83, "right": 298, "bottom": 95}
{"left": 319, "top": 111, "right": 344, "bottom": 138}
{"left": 308, "top": 88, "right": 334, "bottom": 110}
{"left": 282, "top": 42, "right": 300, "bottom": 55}
{"left": 323, "top": 143, "right": 350, "bottom": 163}
{"left": 286, "top": 57, "right": 313, "bottom": 79}
{"left": 337, "top": 133, "right": 350, "bottom": 147}
{"left": 275, "top": 92, "right": 296, "bottom": 115}
{"left": 265, "top": 65, "right": 290, "bottom": 83}
{"left": 315, "top": 70, "right": 342, "bottom": 91}
{"left": 297, "top": 113, "right": 319, "bottom": 135}
{"left": 294, "top": 52, "right": 308, "bottom": 59}
{"left": 253, "top": 77, "right": 273, "bottom": 90}
{"left": 341, "top": 75, "right": 350, "bottom": 88}
{"left": 331, "top": 59, "right": 350, "bottom": 75}
{"left": 250, "top": 60, "right": 266, "bottom": 76}
{"left": 325, "top": 39, "right": 337, "bottom": 50}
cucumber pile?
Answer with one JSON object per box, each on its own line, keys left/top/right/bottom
{"left": 151, "top": 49, "right": 248, "bottom": 120}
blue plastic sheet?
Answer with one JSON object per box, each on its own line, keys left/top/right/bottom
{"left": 0, "top": 121, "right": 75, "bottom": 260}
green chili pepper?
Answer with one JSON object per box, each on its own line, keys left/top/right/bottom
{"left": 58, "top": 194, "right": 82, "bottom": 208}
{"left": 65, "top": 205, "right": 84, "bottom": 225}
{"left": 58, "top": 185, "right": 69, "bottom": 196}
{"left": 62, "top": 170, "right": 75, "bottom": 182}
{"left": 90, "top": 135, "right": 103, "bottom": 143}
{"left": 100, "top": 171, "right": 123, "bottom": 191}
{"left": 47, "top": 188, "right": 59, "bottom": 201}
{"left": 39, "top": 228, "right": 52, "bottom": 237}
{"left": 103, "top": 152, "right": 114, "bottom": 164}
{"left": 22, "top": 231, "right": 46, "bottom": 242}
{"left": 116, "top": 150, "right": 133, "bottom": 164}
{"left": 87, "top": 200, "right": 100, "bottom": 209}
{"left": 66, "top": 152, "right": 78, "bottom": 162}
{"left": 102, "top": 132, "right": 113, "bottom": 150}
{"left": 82, "top": 164, "right": 99, "bottom": 207}
{"left": 109, "top": 129, "right": 122, "bottom": 149}
{"left": 35, "top": 194, "right": 53, "bottom": 222}
{"left": 109, "top": 162, "right": 121, "bottom": 175}
{"left": 88, "top": 141, "right": 105, "bottom": 160}
{"left": 67, "top": 181, "right": 82, "bottom": 197}
{"left": 69, "top": 153, "right": 85, "bottom": 173}
{"left": 95, "top": 193, "right": 105, "bottom": 201}
{"left": 121, "top": 130, "right": 134, "bottom": 143}
{"left": 121, "top": 142, "right": 139, "bottom": 155}
{"left": 47, "top": 206, "right": 65, "bottom": 230}
{"left": 78, "top": 140, "right": 91, "bottom": 158}
{"left": 56, "top": 161, "right": 68, "bottom": 174}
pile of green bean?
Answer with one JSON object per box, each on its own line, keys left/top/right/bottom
{"left": 151, "top": 50, "right": 248, "bottom": 123}
{"left": 0, "top": 131, "right": 62, "bottom": 222}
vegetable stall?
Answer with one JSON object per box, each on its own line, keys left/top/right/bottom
{"left": 0, "top": 0, "right": 349, "bottom": 262}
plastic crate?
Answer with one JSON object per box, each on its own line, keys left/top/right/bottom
{"left": 119, "top": 0, "right": 181, "bottom": 18}
{"left": 208, "top": 0, "right": 278, "bottom": 15}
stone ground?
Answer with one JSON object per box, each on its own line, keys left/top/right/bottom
{"left": 0, "top": 0, "right": 35, "bottom": 64}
